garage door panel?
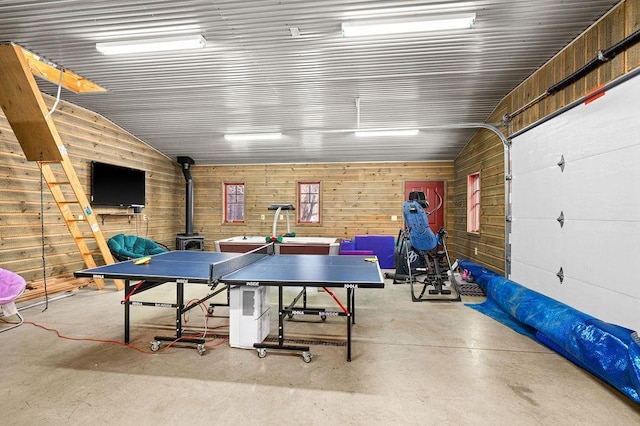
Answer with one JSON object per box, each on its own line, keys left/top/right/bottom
{"left": 511, "top": 130, "right": 566, "bottom": 175}
{"left": 511, "top": 263, "right": 640, "bottom": 332}
{"left": 510, "top": 75, "right": 640, "bottom": 332}
{"left": 512, "top": 168, "right": 563, "bottom": 219}
{"left": 562, "top": 220, "right": 640, "bottom": 298}
{"left": 563, "top": 145, "right": 640, "bottom": 221}
{"left": 510, "top": 218, "right": 563, "bottom": 271}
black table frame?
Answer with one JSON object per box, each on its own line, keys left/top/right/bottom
{"left": 122, "top": 279, "right": 229, "bottom": 354}
{"left": 118, "top": 278, "right": 366, "bottom": 361}
{"left": 253, "top": 284, "right": 358, "bottom": 361}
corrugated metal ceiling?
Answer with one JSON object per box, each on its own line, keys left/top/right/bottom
{"left": 0, "top": 0, "right": 620, "bottom": 165}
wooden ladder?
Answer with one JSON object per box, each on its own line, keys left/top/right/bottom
{"left": 38, "top": 158, "right": 123, "bottom": 290}
{"left": 0, "top": 43, "right": 123, "bottom": 290}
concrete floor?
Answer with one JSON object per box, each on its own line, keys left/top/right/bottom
{"left": 2, "top": 273, "right": 639, "bottom": 425}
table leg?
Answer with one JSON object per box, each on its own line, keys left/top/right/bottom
{"left": 351, "top": 288, "right": 356, "bottom": 324}
{"left": 176, "top": 282, "right": 184, "bottom": 338}
{"left": 254, "top": 285, "right": 310, "bottom": 360}
{"left": 278, "top": 285, "right": 284, "bottom": 345}
{"left": 347, "top": 287, "right": 352, "bottom": 362}
{"left": 152, "top": 281, "right": 205, "bottom": 354}
{"left": 124, "top": 279, "right": 130, "bottom": 344}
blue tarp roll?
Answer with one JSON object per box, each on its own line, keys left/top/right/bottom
{"left": 459, "top": 259, "right": 640, "bottom": 404}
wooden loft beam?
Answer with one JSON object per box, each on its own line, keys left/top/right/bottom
{"left": 0, "top": 43, "right": 65, "bottom": 161}
{"left": 0, "top": 43, "right": 107, "bottom": 161}
{"left": 21, "top": 47, "right": 107, "bottom": 94}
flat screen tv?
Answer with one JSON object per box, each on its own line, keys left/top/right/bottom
{"left": 91, "top": 161, "right": 145, "bottom": 207}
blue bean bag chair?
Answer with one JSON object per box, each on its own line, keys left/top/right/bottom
{"left": 107, "top": 234, "right": 169, "bottom": 261}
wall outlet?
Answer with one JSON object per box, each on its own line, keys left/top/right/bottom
{"left": 78, "top": 214, "right": 84, "bottom": 221}
{"left": 391, "top": 215, "right": 398, "bottom": 221}
{"left": 280, "top": 214, "right": 284, "bottom": 220}
{"left": 261, "top": 214, "right": 265, "bottom": 220}
{"left": 143, "top": 214, "right": 148, "bottom": 221}
{"left": 474, "top": 247, "right": 478, "bottom": 255}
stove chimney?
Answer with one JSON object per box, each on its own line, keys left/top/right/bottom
{"left": 177, "top": 156, "right": 195, "bottom": 236}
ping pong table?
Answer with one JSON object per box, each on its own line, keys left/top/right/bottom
{"left": 74, "top": 243, "right": 385, "bottom": 361}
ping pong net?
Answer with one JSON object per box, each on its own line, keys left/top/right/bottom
{"left": 209, "top": 242, "right": 274, "bottom": 283}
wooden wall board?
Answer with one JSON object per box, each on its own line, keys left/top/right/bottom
{"left": 452, "top": 106, "right": 508, "bottom": 273}
{"left": 628, "top": 0, "right": 640, "bottom": 69}
{"left": 188, "top": 162, "right": 454, "bottom": 252}
{"left": 0, "top": 93, "right": 183, "bottom": 287}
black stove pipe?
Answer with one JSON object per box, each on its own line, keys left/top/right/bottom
{"left": 177, "top": 156, "right": 195, "bottom": 236}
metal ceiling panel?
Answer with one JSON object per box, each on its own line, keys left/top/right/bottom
{"left": 0, "top": 0, "right": 620, "bottom": 165}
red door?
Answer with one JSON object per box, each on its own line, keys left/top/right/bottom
{"left": 404, "top": 181, "right": 445, "bottom": 232}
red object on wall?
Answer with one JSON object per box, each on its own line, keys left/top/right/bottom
{"left": 404, "top": 181, "right": 445, "bottom": 231}
{"left": 585, "top": 84, "right": 606, "bottom": 105}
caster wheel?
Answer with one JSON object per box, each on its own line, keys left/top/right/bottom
{"left": 302, "top": 351, "right": 312, "bottom": 363}
{"left": 321, "top": 315, "right": 327, "bottom": 322}
{"left": 197, "top": 344, "right": 206, "bottom": 356}
{"left": 150, "top": 340, "right": 161, "bottom": 352}
{"left": 207, "top": 306, "right": 215, "bottom": 316}
{"left": 257, "top": 348, "right": 267, "bottom": 358}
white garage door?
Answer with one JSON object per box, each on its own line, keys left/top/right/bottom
{"left": 510, "top": 75, "right": 640, "bottom": 332}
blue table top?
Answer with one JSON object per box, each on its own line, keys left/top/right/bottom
{"left": 74, "top": 251, "right": 384, "bottom": 288}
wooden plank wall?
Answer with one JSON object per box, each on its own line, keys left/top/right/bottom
{"left": 3, "top": 0, "right": 637, "bottom": 296}
{"left": 0, "top": 95, "right": 183, "bottom": 290}
{"left": 1, "top": 91, "right": 455, "bottom": 298}
{"left": 452, "top": 0, "right": 640, "bottom": 275}
{"left": 189, "top": 162, "right": 454, "bottom": 250}
{"left": 452, "top": 115, "right": 508, "bottom": 274}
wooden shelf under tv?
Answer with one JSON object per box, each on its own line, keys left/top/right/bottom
{"left": 98, "top": 212, "right": 138, "bottom": 225}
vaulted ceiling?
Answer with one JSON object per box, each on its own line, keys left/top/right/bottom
{"left": 0, "top": 0, "right": 620, "bottom": 165}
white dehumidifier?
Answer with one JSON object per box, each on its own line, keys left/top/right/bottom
{"left": 229, "top": 285, "right": 271, "bottom": 349}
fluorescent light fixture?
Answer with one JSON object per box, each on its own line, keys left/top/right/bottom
{"left": 96, "top": 34, "right": 206, "bottom": 55}
{"left": 342, "top": 13, "right": 476, "bottom": 37}
{"left": 224, "top": 132, "right": 283, "bottom": 141}
{"left": 355, "top": 129, "right": 419, "bottom": 137}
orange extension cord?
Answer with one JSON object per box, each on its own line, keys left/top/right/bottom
{"left": 2, "top": 286, "right": 350, "bottom": 352}
{"left": 1, "top": 305, "right": 229, "bottom": 355}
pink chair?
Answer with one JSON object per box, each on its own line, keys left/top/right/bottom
{"left": 0, "top": 268, "right": 26, "bottom": 333}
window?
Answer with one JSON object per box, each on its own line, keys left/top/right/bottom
{"left": 224, "top": 183, "right": 245, "bottom": 223}
{"left": 467, "top": 172, "right": 480, "bottom": 233}
{"left": 298, "top": 182, "right": 321, "bottom": 224}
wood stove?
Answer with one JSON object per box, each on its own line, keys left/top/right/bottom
{"left": 176, "top": 156, "right": 204, "bottom": 250}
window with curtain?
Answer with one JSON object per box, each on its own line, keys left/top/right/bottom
{"left": 298, "top": 182, "right": 321, "bottom": 224}
{"left": 224, "top": 182, "right": 245, "bottom": 223}
{"left": 467, "top": 172, "right": 480, "bottom": 233}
